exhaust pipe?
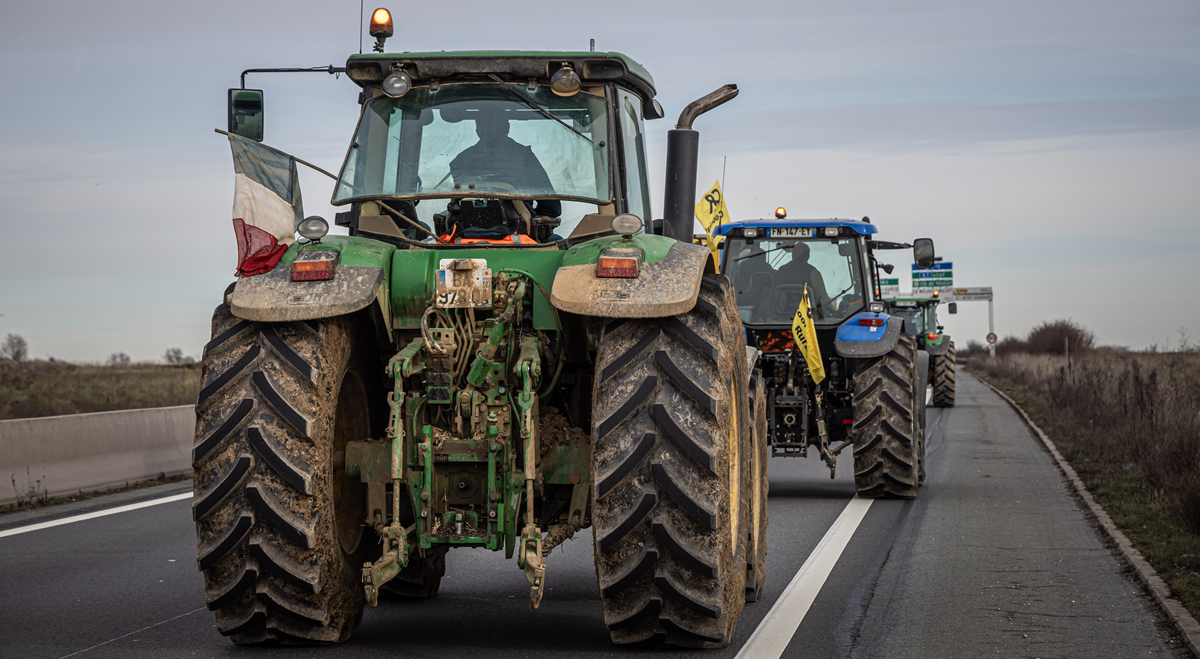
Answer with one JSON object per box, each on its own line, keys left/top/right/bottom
{"left": 662, "top": 84, "right": 739, "bottom": 240}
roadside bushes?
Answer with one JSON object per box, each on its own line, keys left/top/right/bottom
{"left": 972, "top": 350, "right": 1200, "bottom": 534}
{"left": 0, "top": 360, "right": 200, "bottom": 420}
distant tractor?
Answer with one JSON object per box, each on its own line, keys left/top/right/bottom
{"left": 713, "top": 213, "right": 936, "bottom": 496}
{"left": 882, "top": 296, "right": 955, "bottom": 407}
{"left": 194, "top": 30, "right": 768, "bottom": 648}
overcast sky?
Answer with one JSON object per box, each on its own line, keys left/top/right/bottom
{"left": 1, "top": 0, "right": 1197, "bottom": 361}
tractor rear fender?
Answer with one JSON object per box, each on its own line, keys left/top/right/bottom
{"left": 834, "top": 311, "right": 903, "bottom": 359}
{"left": 924, "top": 335, "right": 950, "bottom": 356}
{"left": 228, "top": 236, "right": 396, "bottom": 331}
{"left": 550, "top": 235, "right": 714, "bottom": 318}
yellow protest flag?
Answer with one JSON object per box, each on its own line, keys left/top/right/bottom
{"left": 791, "top": 284, "right": 826, "bottom": 384}
{"left": 694, "top": 180, "right": 729, "bottom": 272}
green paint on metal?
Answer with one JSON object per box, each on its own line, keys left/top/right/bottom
{"left": 389, "top": 249, "right": 564, "bottom": 330}
{"left": 560, "top": 233, "right": 675, "bottom": 267}
{"left": 281, "top": 235, "right": 396, "bottom": 268}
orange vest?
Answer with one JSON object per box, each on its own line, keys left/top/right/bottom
{"left": 439, "top": 227, "right": 538, "bottom": 245}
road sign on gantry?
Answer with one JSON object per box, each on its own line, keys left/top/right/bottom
{"left": 878, "top": 277, "right": 901, "bottom": 299}
{"left": 912, "top": 262, "right": 952, "bottom": 292}
{"left": 950, "top": 286, "right": 992, "bottom": 301}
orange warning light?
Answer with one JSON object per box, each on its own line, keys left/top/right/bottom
{"left": 370, "top": 8, "right": 393, "bottom": 37}
{"left": 774, "top": 207, "right": 787, "bottom": 219}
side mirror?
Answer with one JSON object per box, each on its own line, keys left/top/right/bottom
{"left": 948, "top": 302, "right": 958, "bottom": 314}
{"left": 644, "top": 98, "right": 666, "bottom": 120}
{"left": 913, "top": 237, "right": 936, "bottom": 269}
{"left": 228, "top": 89, "right": 264, "bottom": 142}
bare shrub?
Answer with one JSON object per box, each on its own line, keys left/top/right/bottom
{"left": 1026, "top": 319, "right": 1095, "bottom": 355}
{"left": 1, "top": 334, "right": 28, "bottom": 362}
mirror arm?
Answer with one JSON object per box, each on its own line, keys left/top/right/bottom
{"left": 239, "top": 65, "right": 346, "bottom": 89}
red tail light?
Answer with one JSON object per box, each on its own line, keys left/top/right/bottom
{"left": 927, "top": 333, "right": 939, "bottom": 341}
{"left": 859, "top": 318, "right": 885, "bottom": 327}
{"left": 596, "top": 247, "right": 642, "bottom": 278}
{"left": 291, "top": 250, "right": 339, "bottom": 281}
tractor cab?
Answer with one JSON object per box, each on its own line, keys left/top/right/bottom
{"left": 332, "top": 51, "right": 661, "bottom": 245}
{"left": 719, "top": 218, "right": 876, "bottom": 328}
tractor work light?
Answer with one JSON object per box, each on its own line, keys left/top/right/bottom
{"left": 291, "top": 250, "right": 340, "bottom": 281}
{"left": 369, "top": 8, "right": 393, "bottom": 37}
{"left": 868, "top": 302, "right": 885, "bottom": 312}
{"left": 550, "top": 64, "right": 582, "bottom": 97}
{"left": 611, "top": 213, "right": 643, "bottom": 237}
{"left": 596, "top": 247, "right": 642, "bottom": 278}
{"left": 824, "top": 227, "right": 839, "bottom": 237}
{"left": 859, "top": 318, "right": 885, "bottom": 327}
{"left": 298, "top": 216, "right": 329, "bottom": 241}
{"left": 743, "top": 228, "right": 758, "bottom": 238}
{"left": 775, "top": 207, "right": 787, "bottom": 219}
{"left": 382, "top": 69, "right": 412, "bottom": 97}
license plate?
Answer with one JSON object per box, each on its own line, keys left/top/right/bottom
{"left": 768, "top": 227, "right": 812, "bottom": 238}
{"left": 435, "top": 259, "right": 492, "bottom": 308}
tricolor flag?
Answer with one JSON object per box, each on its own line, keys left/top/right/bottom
{"left": 227, "top": 134, "right": 303, "bottom": 277}
{"left": 791, "top": 284, "right": 826, "bottom": 385}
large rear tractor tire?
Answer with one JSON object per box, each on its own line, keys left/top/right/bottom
{"left": 745, "top": 368, "right": 769, "bottom": 603}
{"left": 931, "top": 341, "right": 956, "bottom": 408}
{"left": 590, "top": 276, "right": 752, "bottom": 648}
{"left": 193, "top": 305, "right": 380, "bottom": 644}
{"left": 850, "top": 334, "right": 921, "bottom": 498}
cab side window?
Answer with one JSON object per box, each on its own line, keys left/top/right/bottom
{"left": 618, "top": 89, "right": 651, "bottom": 221}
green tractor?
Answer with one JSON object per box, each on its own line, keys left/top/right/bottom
{"left": 881, "top": 296, "right": 955, "bottom": 407}
{"left": 193, "top": 37, "right": 769, "bottom": 649}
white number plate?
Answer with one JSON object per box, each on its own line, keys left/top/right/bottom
{"left": 435, "top": 259, "right": 492, "bottom": 309}
{"left": 768, "top": 227, "right": 813, "bottom": 238}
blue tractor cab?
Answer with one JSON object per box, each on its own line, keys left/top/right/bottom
{"left": 715, "top": 212, "right": 936, "bottom": 498}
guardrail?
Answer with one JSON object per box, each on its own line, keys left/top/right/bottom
{"left": 0, "top": 406, "right": 195, "bottom": 506}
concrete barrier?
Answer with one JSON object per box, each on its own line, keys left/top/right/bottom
{"left": 0, "top": 405, "right": 195, "bottom": 506}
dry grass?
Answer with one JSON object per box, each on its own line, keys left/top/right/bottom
{"left": 0, "top": 360, "right": 201, "bottom": 421}
{"left": 969, "top": 350, "right": 1200, "bottom": 618}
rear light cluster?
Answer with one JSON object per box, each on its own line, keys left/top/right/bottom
{"left": 927, "top": 333, "right": 939, "bottom": 341}
{"left": 596, "top": 247, "right": 642, "bottom": 278}
{"left": 291, "top": 250, "right": 339, "bottom": 281}
{"left": 858, "top": 317, "right": 885, "bottom": 327}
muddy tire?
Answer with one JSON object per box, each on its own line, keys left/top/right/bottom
{"left": 381, "top": 546, "right": 447, "bottom": 598}
{"left": 745, "top": 369, "right": 769, "bottom": 603}
{"left": 590, "top": 276, "right": 752, "bottom": 648}
{"left": 850, "top": 334, "right": 920, "bottom": 498}
{"left": 193, "top": 305, "right": 381, "bottom": 644}
{"left": 931, "top": 341, "right": 956, "bottom": 408}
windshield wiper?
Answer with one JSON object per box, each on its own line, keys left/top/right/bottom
{"left": 487, "top": 75, "right": 594, "bottom": 144}
{"left": 732, "top": 244, "right": 793, "bottom": 262}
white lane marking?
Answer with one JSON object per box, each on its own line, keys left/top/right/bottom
{"left": 56, "top": 606, "right": 206, "bottom": 658}
{"left": 735, "top": 497, "right": 874, "bottom": 659}
{"left": 0, "top": 492, "right": 192, "bottom": 539}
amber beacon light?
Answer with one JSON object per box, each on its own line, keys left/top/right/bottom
{"left": 370, "top": 8, "right": 393, "bottom": 37}
{"left": 775, "top": 207, "right": 787, "bottom": 219}
{"left": 370, "top": 8, "right": 393, "bottom": 52}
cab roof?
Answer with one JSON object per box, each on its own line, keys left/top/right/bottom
{"left": 714, "top": 218, "right": 878, "bottom": 236}
{"left": 346, "top": 50, "right": 656, "bottom": 101}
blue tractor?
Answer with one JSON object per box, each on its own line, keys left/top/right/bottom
{"left": 714, "top": 213, "right": 936, "bottom": 497}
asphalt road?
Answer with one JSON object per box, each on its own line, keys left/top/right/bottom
{"left": 0, "top": 372, "right": 1187, "bottom": 658}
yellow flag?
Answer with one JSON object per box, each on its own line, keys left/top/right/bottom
{"left": 694, "top": 180, "right": 729, "bottom": 272}
{"left": 791, "top": 284, "right": 826, "bottom": 384}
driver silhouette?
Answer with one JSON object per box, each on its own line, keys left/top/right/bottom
{"left": 449, "top": 110, "right": 561, "bottom": 218}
